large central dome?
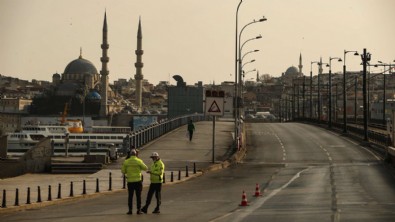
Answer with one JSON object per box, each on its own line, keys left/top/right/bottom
{"left": 64, "top": 55, "right": 98, "bottom": 75}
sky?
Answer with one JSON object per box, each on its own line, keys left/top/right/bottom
{"left": 0, "top": 0, "right": 394, "bottom": 86}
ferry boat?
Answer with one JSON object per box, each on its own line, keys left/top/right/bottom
{"left": 7, "top": 125, "right": 129, "bottom": 156}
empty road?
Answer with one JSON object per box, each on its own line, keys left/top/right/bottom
{"left": 1, "top": 122, "right": 395, "bottom": 222}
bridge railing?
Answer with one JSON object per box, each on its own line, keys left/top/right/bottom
{"left": 294, "top": 118, "right": 390, "bottom": 151}
{"left": 121, "top": 114, "right": 206, "bottom": 154}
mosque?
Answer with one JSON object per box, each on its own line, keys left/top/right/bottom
{"left": 281, "top": 53, "right": 304, "bottom": 85}
{"left": 31, "top": 12, "right": 144, "bottom": 118}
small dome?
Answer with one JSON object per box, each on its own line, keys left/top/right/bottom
{"left": 64, "top": 56, "right": 98, "bottom": 75}
{"left": 86, "top": 91, "right": 101, "bottom": 100}
{"left": 285, "top": 66, "right": 299, "bottom": 76}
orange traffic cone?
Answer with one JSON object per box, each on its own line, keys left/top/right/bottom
{"left": 254, "top": 183, "right": 262, "bottom": 197}
{"left": 239, "top": 190, "right": 249, "bottom": 206}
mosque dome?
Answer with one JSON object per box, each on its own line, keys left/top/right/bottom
{"left": 284, "top": 66, "right": 299, "bottom": 77}
{"left": 64, "top": 55, "right": 98, "bottom": 76}
{"left": 86, "top": 91, "right": 101, "bottom": 101}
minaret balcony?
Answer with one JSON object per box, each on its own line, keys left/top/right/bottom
{"left": 135, "top": 63, "right": 144, "bottom": 68}
{"left": 135, "top": 49, "right": 144, "bottom": 55}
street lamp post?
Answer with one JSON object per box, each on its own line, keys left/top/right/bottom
{"left": 310, "top": 61, "right": 319, "bottom": 119}
{"left": 361, "top": 48, "right": 371, "bottom": 141}
{"left": 343, "top": 50, "right": 359, "bottom": 133}
{"left": 238, "top": 17, "right": 267, "bottom": 98}
{"left": 375, "top": 60, "right": 394, "bottom": 124}
{"left": 318, "top": 61, "right": 328, "bottom": 123}
{"left": 238, "top": 17, "right": 267, "bottom": 110}
{"left": 234, "top": 0, "right": 243, "bottom": 149}
{"left": 328, "top": 56, "right": 342, "bottom": 128}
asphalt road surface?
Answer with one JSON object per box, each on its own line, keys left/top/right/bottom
{"left": 1, "top": 122, "right": 395, "bottom": 222}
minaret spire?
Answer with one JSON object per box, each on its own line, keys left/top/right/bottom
{"left": 298, "top": 53, "right": 303, "bottom": 75}
{"left": 256, "top": 70, "right": 259, "bottom": 81}
{"left": 100, "top": 11, "right": 110, "bottom": 118}
{"left": 79, "top": 47, "right": 83, "bottom": 59}
{"left": 134, "top": 17, "right": 144, "bottom": 111}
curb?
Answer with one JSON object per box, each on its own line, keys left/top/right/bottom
{"left": 0, "top": 171, "right": 203, "bottom": 214}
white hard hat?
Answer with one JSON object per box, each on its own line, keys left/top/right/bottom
{"left": 150, "top": 152, "right": 159, "bottom": 158}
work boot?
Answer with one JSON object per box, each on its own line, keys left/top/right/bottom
{"left": 152, "top": 208, "right": 160, "bottom": 214}
{"left": 141, "top": 206, "right": 148, "bottom": 214}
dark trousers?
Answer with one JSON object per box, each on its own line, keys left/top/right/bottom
{"left": 144, "top": 183, "right": 162, "bottom": 210}
{"left": 188, "top": 130, "right": 194, "bottom": 141}
{"left": 127, "top": 181, "right": 142, "bottom": 211}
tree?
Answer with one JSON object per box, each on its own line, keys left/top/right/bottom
{"left": 259, "top": 74, "right": 273, "bottom": 83}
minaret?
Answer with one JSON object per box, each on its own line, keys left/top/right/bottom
{"left": 298, "top": 53, "right": 303, "bottom": 75}
{"left": 134, "top": 17, "right": 144, "bottom": 111}
{"left": 319, "top": 57, "right": 323, "bottom": 75}
{"left": 256, "top": 70, "right": 259, "bottom": 81}
{"left": 100, "top": 12, "right": 109, "bottom": 117}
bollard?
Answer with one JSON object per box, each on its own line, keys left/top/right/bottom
{"left": 96, "top": 178, "right": 100, "bottom": 193}
{"left": 109, "top": 172, "right": 112, "bottom": 191}
{"left": 69, "top": 182, "right": 74, "bottom": 197}
{"left": 171, "top": 172, "right": 174, "bottom": 182}
{"left": 48, "top": 185, "right": 52, "bottom": 201}
{"left": 193, "top": 163, "right": 196, "bottom": 174}
{"left": 14, "top": 188, "right": 19, "bottom": 206}
{"left": 122, "top": 174, "right": 126, "bottom": 189}
{"left": 26, "top": 187, "right": 31, "bottom": 204}
{"left": 2, "top": 189, "right": 6, "bottom": 208}
{"left": 57, "top": 183, "right": 61, "bottom": 199}
{"left": 82, "top": 180, "right": 86, "bottom": 195}
{"left": 178, "top": 170, "right": 181, "bottom": 180}
{"left": 37, "top": 186, "right": 42, "bottom": 203}
{"left": 186, "top": 166, "right": 189, "bottom": 177}
{"left": 163, "top": 173, "right": 166, "bottom": 184}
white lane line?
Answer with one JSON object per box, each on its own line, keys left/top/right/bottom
{"left": 210, "top": 168, "right": 310, "bottom": 222}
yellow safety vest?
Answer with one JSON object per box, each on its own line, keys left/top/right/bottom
{"left": 150, "top": 159, "right": 165, "bottom": 183}
{"left": 121, "top": 156, "right": 148, "bottom": 182}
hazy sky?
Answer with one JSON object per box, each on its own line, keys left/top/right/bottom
{"left": 0, "top": 0, "right": 394, "bottom": 85}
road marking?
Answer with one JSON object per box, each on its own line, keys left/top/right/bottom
{"left": 210, "top": 168, "right": 310, "bottom": 222}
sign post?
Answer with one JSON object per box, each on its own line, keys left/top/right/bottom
{"left": 205, "top": 90, "right": 225, "bottom": 163}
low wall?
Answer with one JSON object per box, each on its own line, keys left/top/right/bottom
{"left": 21, "top": 137, "right": 52, "bottom": 173}
{"left": 0, "top": 138, "right": 52, "bottom": 178}
{"left": 0, "top": 135, "right": 7, "bottom": 158}
{"left": 388, "top": 147, "right": 395, "bottom": 167}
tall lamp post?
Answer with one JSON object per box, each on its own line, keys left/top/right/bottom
{"left": 375, "top": 60, "right": 394, "bottom": 124}
{"left": 241, "top": 60, "right": 256, "bottom": 109}
{"left": 234, "top": 0, "right": 243, "bottom": 149}
{"left": 361, "top": 48, "right": 371, "bottom": 141}
{"left": 343, "top": 50, "right": 359, "bottom": 133}
{"left": 318, "top": 61, "right": 328, "bottom": 123}
{"left": 238, "top": 17, "right": 267, "bottom": 113}
{"left": 328, "top": 56, "right": 342, "bottom": 128}
{"left": 310, "top": 61, "right": 319, "bottom": 119}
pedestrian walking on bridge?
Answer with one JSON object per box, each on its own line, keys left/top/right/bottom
{"left": 121, "top": 149, "right": 148, "bottom": 215}
{"left": 187, "top": 119, "right": 195, "bottom": 141}
{"left": 141, "top": 152, "right": 165, "bottom": 214}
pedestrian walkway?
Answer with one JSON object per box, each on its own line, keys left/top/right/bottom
{"left": 0, "top": 120, "right": 236, "bottom": 213}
